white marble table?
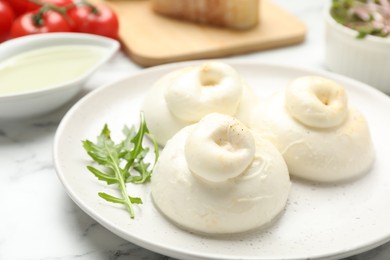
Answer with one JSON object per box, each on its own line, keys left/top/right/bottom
{"left": 1, "top": 1, "right": 390, "bottom": 259}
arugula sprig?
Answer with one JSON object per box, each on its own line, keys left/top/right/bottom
{"left": 82, "top": 112, "right": 159, "bottom": 218}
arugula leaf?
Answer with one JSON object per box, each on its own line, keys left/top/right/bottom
{"left": 82, "top": 112, "right": 159, "bottom": 218}
{"left": 98, "top": 192, "right": 142, "bottom": 204}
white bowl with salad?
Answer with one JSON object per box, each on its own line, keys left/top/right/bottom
{"left": 325, "top": 0, "right": 390, "bottom": 94}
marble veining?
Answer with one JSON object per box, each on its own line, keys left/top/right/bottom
{"left": 1, "top": 1, "right": 390, "bottom": 259}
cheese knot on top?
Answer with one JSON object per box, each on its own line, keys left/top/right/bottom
{"left": 142, "top": 61, "right": 257, "bottom": 146}
{"left": 285, "top": 76, "right": 348, "bottom": 128}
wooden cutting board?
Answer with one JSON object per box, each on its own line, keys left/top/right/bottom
{"left": 90, "top": 0, "right": 306, "bottom": 67}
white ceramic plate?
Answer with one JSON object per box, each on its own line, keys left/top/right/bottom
{"left": 54, "top": 61, "right": 390, "bottom": 260}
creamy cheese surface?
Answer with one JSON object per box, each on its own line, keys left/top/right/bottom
{"left": 151, "top": 113, "right": 291, "bottom": 234}
{"left": 142, "top": 62, "right": 258, "bottom": 146}
{"left": 251, "top": 76, "right": 375, "bottom": 182}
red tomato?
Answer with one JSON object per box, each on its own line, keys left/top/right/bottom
{"left": 8, "top": 0, "right": 73, "bottom": 16}
{"left": 68, "top": 4, "right": 119, "bottom": 39}
{"left": 6, "top": 0, "right": 37, "bottom": 16}
{"left": 0, "top": 0, "right": 15, "bottom": 42}
{"left": 10, "top": 10, "right": 71, "bottom": 38}
{"left": 41, "top": 0, "right": 73, "bottom": 6}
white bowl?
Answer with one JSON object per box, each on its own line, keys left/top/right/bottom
{"left": 0, "top": 33, "right": 119, "bottom": 119}
{"left": 324, "top": 5, "right": 390, "bottom": 94}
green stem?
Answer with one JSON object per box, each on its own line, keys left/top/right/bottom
{"left": 123, "top": 158, "right": 135, "bottom": 173}
{"left": 113, "top": 162, "right": 135, "bottom": 218}
{"left": 29, "top": 0, "right": 44, "bottom": 5}
{"left": 105, "top": 144, "right": 134, "bottom": 219}
{"left": 32, "top": 6, "right": 49, "bottom": 27}
{"left": 80, "top": 0, "right": 100, "bottom": 15}
{"left": 31, "top": 3, "right": 68, "bottom": 27}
